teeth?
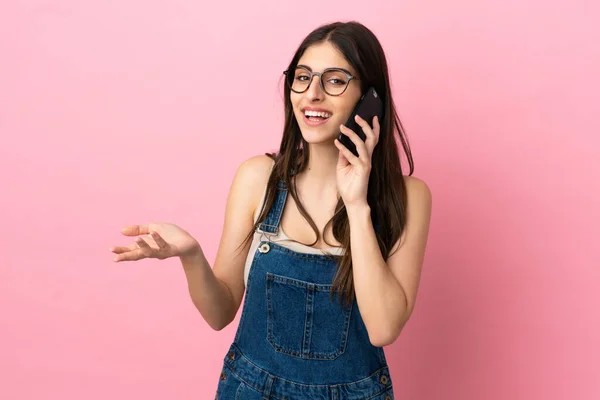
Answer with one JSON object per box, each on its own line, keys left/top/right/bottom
{"left": 305, "top": 110, "right": 332, "bottom": 118}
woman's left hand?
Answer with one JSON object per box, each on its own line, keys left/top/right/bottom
{"left": 334, "top": 114, "right": 380, "bottom": 209}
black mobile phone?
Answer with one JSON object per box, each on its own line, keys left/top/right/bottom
{"left": 337, "top": 87, "right": 384, "bottom": 157}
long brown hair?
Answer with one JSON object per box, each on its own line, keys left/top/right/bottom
{"left": 238, "top": 21, "right": 414, "bottom": 307}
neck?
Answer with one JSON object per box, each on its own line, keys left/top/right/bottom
{"left": 296, "top": 142, "right": 339, "bottom": 193}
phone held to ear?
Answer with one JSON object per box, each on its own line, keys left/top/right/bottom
{"left": 337, "top": 87, "right": 384, "bottom": 157}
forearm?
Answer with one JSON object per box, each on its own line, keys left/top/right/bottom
{"left": 179, "top": 250, "right": 236, "bottom": 331}
{"left": 346, "top": 204, "right": 408, "bottom": 346}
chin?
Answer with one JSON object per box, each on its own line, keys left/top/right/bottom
{"left": 300, "top": 129, "right": 337, "bottom": 145}
{"left": 297, "top": 121, "right": 340, "bottom": 144}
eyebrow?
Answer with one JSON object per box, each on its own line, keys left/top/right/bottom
{"left": 297, "top": 64, "right": 355, "bottom": 75}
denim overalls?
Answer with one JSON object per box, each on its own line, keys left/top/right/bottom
{"left": 215, "top": 180, "right": 394, "bottom": 399}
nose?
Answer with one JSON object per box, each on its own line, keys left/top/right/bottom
{"left": 305, "top": 74, "right": 325, "bottom": 101}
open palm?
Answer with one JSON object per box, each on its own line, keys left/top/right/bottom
{"left": 110, "top": 222, "right": 200, "bottom": 262}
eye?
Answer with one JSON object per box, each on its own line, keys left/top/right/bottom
{"left": 327, "top": 78, "right": 346, "bottom": 85}
{"left": 295, "top": 75, "right": 310, "bottom": 81}
{"left": 323, "top": 70, "right": 348, "bottom": 85}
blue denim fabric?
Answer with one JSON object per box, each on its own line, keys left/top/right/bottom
{"left": 215, "top": 180, "right": 394, "bottom": 399}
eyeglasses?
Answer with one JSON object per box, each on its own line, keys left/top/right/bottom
{"left": 283, "top": 66, "right": 359, "bottom": 96}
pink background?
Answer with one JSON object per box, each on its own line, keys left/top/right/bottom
{"left": 1, "top": 1, "right": 598, "bottom": 399}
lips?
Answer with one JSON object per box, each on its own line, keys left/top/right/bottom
{"left": 302, "top": 107, "right": 333, "bottom": 116}
{"left": 302, "top": 113, "right": 331, "bottom": 126}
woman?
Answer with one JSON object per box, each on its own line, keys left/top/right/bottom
{"left": 110, "top": 21, "right": 432, "bottom": 399}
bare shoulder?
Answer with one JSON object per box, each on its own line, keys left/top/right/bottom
{"left": 402, "top": 175, "right": 432, "bottom": 221}
{"left": 402, "top": 175, "right": 432, "bottom": 203}
{"left": 391, "top": 175, "right": 432, "bottom": 251}
{"left": 234, "top": 154, "right": 276, "bottom": 216}
{"left": 237, "top": 154, "right": 275, "bottom": 183}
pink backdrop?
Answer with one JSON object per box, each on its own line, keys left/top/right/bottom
{"left": 1, "top": 1, "right": 598, "bottom": 399}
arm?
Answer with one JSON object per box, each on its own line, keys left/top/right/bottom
{"left": 180, "top": 249, "right": 237, "bottom": 331}
{"left": 348, "top": 176, "right": 432, "bottom": 347}
{"left": 181, "top": 155, "right": 274, "bottom": 331}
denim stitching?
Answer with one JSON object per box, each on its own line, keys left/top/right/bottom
{"left": 259, "top": 241, "right": 343, "bottom": 262}
{"left": 257, "top": 181, "right": 288, "bottom": 234}
{"left": 270, "top": 187, "right": 287, "bottom": 230}
{"left": 265, "top": 273, "right": 352, "bottom": 361}
{"left": 234, "top": 249, "right": 261, "bottom": 344}
{"left": 234, "top": 381, "right": 244, "bottom": 400}
{"left": 302, "top": 285, "right": 313, "bottom": 355}
{"left": 225, "top": 351, "right": 391, "bottom": 393}
{"left": 268, "top": 273, "right": 334, "bottom": 290}
{"left": 223, "top": 363, "right": 288, "bottom": 400}
{"left": 365, "top": 387, "right": 394, "bottom": 400}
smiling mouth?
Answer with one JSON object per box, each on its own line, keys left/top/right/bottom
{"left": 303, "top": 110, "right": 333, "bottom": 122}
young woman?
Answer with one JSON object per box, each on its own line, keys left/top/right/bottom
{"left": 111, "top": 21, "right": 432, "bottom": 400}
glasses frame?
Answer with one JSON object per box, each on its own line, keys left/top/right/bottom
{"left": 283, "top": 66, "right": 359, "bottom": 96}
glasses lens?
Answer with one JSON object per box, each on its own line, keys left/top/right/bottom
{"left": 286, "top": 67, "right": 350, "bottom": 95}
{"left": 322, "top": 69, "right": 349, "bottom": 95}
{"left": 287, "top": 67, "right": 310, "bottom": 93}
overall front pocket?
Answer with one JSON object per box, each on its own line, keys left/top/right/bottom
{"left": 266, "top": 272, "right": 353, "bottom": 360}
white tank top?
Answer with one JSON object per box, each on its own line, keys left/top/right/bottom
{"left": 243, "top": 163, "right": 345, "bottom": 286}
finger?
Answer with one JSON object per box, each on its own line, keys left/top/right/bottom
{"left": 149, "top": 231, "right": 169, "bottom": 250}
{"left": 135, "top": 236, "right": 154, "bottom": 252}
{"left": 340, "top": 124, "right": 368, "bottom": 160}
{"left": 354, "top": 115, "right": 374, "bottom": 142}
{"left": 114, "top": 248, "right": 145, "bottom": 262}
{"left": 372, "top": 116, "right": 381, "bottom": 142}
{"left": 355, "top": 115, "right": 377, "bottom": 153}
{"left": 113, "top": 239, "right": 148, "bottom": 262}
{"left": 121, "top": 224, "right": 150, "bottom": 236}
{"left": 334, "top": 137, "right": 360, "bottom": 164}
{"left": 114, "top": 237, "right": 154, "bottom": 261}
{"left": 336, "top": 140, "right": 350, "bottom": 168}
{"left": 110, "top": 244, "right": 137, "bottom": 254}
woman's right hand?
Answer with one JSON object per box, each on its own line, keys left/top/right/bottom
{"left": 110, "top": 222, "right": 201, "bottom": 262}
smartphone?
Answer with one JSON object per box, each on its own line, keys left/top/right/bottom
{"left": 337, "top": 87, "right": 384, "bottom": 157}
